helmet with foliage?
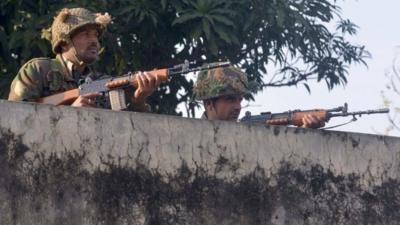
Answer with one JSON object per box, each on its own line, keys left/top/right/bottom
{"left": 193, "top": 66, "right": 253, "bottom": 100}
{"left": 42, "top": 7, "right": 112, "bottom": 53}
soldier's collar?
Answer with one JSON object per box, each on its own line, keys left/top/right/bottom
{"left": 59, "top": 55, "right": 91, "bottom": 77}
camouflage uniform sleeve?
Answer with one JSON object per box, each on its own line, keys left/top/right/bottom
{"left": 8, "top": 60, "right": 45, "bottom": 101}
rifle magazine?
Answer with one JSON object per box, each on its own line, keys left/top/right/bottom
{"left": 109, "top": 89, "right": 127, "bottom": 111}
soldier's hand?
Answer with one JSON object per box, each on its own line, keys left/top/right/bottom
{"left": 301, "top": 114, "right": 325, "bottom": 129}
{"left": 133, "top": 71, "right": 162, "bottom": 104}
{"left": 71, "top": 92, "right": 101, "bottom": 107}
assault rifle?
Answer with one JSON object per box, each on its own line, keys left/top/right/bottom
{"left": 239, "top": 103, "right": 389, "bottom": 128}
{"left": 37, "top": 60, "right": 230, "bottom": 110}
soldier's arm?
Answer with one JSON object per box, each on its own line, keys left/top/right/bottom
{"left": 8, "top": 61, "right": 45, "bottom": 102}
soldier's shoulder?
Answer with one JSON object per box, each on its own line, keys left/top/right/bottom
{"left": 19, "top": 57, "right": 61, "bottom": 75}
{"left": 22, "top": 57, "right": 53, "bottom": 67}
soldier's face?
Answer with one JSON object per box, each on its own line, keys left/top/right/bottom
{"left": 206, "top": 95, "right": 243, "bottom": 121}
{"left": 70, "top": 27, "right": 100, "bottom": 63}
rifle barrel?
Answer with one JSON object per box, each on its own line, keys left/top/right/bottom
{"left": 168, "top": 61, "right": 231, "bottom": 75}
{"left": 330, "top": 108, "right": 389, "bottom": 118}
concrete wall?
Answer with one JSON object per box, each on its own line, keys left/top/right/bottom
{"left": 0, "top": 100, "right": 400, "bottom": 225}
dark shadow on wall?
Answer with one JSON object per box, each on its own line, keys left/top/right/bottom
{"left": 1, "top": 127, "right": 400, "bottom": 225}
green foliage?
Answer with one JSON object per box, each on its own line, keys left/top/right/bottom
{"left": 0, "top": 0, "right": 368, "bottom": 116}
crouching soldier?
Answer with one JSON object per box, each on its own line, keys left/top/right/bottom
{"left": 8, "top": 7, "right": 160, "bottom": 111}
{"left": 193, "top": 66, "right": 325, "bottom": 128}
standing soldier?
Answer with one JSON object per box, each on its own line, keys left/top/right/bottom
{"left": 8, "top": 7, "right": 161, "bottom": 111}
{"left": 193, "top": 66, "right": 325, "bottom": 128}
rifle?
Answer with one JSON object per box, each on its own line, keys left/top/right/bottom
{"left": 239, "top": 103, "right": 389, "bottom": 128}
{"left": 37, "top": 60, "right": 230, "bottom": 110}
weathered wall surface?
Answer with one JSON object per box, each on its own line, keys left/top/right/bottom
{"left": 0, "top": 100, "right": 400, "bottom": 225}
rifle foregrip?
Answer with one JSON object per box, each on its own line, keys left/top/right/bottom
{"left": 153, "top": 69, "right": 169, "bottom": 83}
{"left": 106, "top": 80, "right": 130, "bottom": 89}
{"left": 266, "top": 111, "right": 327, "bottom": 127}
{"left": 130, "top": 69, "right": 169, "bottom": 88}
{"left": 291, "top": 111, "right": 327, "bottom": 127}
{"left": 266, "top": 118, "right": 290, "bottom": 125}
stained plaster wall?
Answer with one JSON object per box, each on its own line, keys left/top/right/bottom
{"left": 0, "top": 100, "right": 400, "bottom": 225}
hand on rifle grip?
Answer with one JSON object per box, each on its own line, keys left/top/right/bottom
{"left": 71, "top": 92, "right": 101, "bottom": 108}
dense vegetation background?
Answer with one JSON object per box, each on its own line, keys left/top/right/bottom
{"left": 0, "top": 0, "right": 368, "bottom": 116}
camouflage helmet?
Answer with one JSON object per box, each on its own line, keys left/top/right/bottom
{"left": 42, "top": 8, "right": 111, "bottom": 53}
{"left": 193, "top": 66, "right": 251, "bottom": 100}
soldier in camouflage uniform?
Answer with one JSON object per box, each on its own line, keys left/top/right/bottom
{"left": 193, "top": 66, "right": 251, "bottom": 121}
{"left": 193, "top": 66, "right": 325, "bottom": 128}
{"left": 8, "top": 7, "right": 160, "bottom": 110}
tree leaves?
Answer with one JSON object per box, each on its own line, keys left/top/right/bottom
{"left": 0, "top": 0, "right": 368, "bottom": 116}
{"left": 172, "top": 0, "right": 239, "bottom": 56}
